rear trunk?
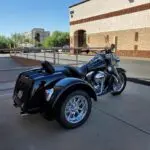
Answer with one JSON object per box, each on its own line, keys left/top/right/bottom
{"left": 13, "top": 67, "right": 66, "bottom": 113}
{"left": 13, "top": 68, "right": 42, "bottom": 108}
{"left": 14, "top": 76, "right": 32, "bottom": 107}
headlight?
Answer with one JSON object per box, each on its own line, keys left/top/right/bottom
{"left": 108, "top": 66, "right": 112, "bottom": 72}
{"left": 45, "top": 88, "right": 54, "bottom": 102}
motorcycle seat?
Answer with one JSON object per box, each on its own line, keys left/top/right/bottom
{"left": 64, "top": 65, "right": 88, "bottom": 78}
{"left": 41, "top": 61, "right": 55, "bottom": 74}
{"left": 41, "top": 61, "right": 87, "bottom": 78}
{"left": 55, "top": 66, "right": 71, "bottom": 75}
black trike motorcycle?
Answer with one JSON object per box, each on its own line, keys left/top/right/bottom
{"left": 13, "top": 45, "right": 127, "bottom": 129}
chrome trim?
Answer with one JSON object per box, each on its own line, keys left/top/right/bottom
{"left": 45, "top": 89, "right": 54, "bottom": 102}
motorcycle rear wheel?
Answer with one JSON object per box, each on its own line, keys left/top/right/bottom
{"left": 56, "top": 90, "right": 92, "bottom": 129}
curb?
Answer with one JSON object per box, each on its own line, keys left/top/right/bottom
{"left": 0, "top": 88, "right": 14, "bottom": 92}
{"left": 11, "top": 56, "right": 41, "bottom": 66}
{"left": 0, "top": 80, "right": 15, "bottom": 83}
{"left": 127, "top": 77, "right": 150, "bottom": 86}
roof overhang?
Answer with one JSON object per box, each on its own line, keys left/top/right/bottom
{"left": 69, "top": 0, "right": 90, "bottom": 8}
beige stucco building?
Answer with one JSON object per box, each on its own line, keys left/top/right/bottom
{"left": 69, "top": 0, "right": 150, "bottom": 57}
{"left": 24, "top": 28, "right": 50, "bottom": 44}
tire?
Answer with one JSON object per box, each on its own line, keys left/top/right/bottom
{"left": 111, "top": 72, "right": 127, "bottom": 96}
{"left": 56, "top": 90, "right": 92, "bottom": 129}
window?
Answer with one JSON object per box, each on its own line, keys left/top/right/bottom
{"left": 105, "top": 35, "right": 109, "bottom": 43}
{"left": 135, "top": 32, "right": 139, "bottom": 42}
{"left": 134, "top": 45, "right": 138, "bottom": 50}
{"left": 70, "top": 10, "right": 74, "bottom": 18}
{"left": 88, "top": 36, "right": 90, "bottom": 43}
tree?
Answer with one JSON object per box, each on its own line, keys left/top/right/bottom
{"left": 0, "top": 35, "right": 15, "bottom": 49}
{"left": 11, "top": 33, "right": 25, "bottom": 47}
{"left": 24, "top": 38, "right": 30, "bottom": 43}
{"left": 0, "top": 36, "right": 7, "bottom": 48}
{"left": 43, "top": 31, "right": 69, "bottom": 48}
{"left": 7, "top": 38, "right": 15, "bottom": 48}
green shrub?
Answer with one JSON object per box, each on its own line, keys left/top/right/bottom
{"left": 0, "top": 35, "right": 15, "bottom": 49}
{"left": 43, "top": 31, "right": 69, "bottom": 48}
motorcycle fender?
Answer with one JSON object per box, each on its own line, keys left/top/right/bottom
{"left": 48, "top": 77, "right": 97, "bottom": 110}
{"left": 107, "top": 68, "right": 126, "bottom": 90}
{"left": 116, "top": 68, "right": 126, "bottom": 73}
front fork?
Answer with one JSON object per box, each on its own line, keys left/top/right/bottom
{"left": 112, "top": 66, "right": 121, "bottom": 83}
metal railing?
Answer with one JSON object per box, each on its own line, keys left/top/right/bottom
{"left": 10, "top": 47, "right": 105, "bottom": 66}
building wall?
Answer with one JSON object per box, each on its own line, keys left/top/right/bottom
{"left": 31, "top": 28, "right": 50, "bottom": 43}
{"left": 24, "top": 32, "right": 32, "bottom": 39}
{"left": 86, "top": 27, "right": 150, "bottom": 50}
{"left": 70, "top": 27, "right": 150, "bottom": 57}
{"left": 70, "top": 6, "right": 150, "bottom": 36}
{"left": 70, "top": 0, "right": 150, "bottom": 21}
{"left": 69, "top": 1, "right": 150, "bottom": 57}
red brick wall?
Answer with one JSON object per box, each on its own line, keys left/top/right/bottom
{"left": 11, "top": 56, "right": 41, "bottom": 66}
{"left": 116, "top": 50, "right": 150, "bottom": 58}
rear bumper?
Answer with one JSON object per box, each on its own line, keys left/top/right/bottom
{"left": 13, "top": 93, "right": 40, "bottom": 114}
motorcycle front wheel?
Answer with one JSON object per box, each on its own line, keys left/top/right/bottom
{"left": 111, "top": 72, "right": 127, "bottom": 96}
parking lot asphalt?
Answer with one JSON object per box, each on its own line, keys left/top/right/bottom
{"left": 0, "top": 57, "right": 23, "bottom": 82}
{"left": 0, "top": 57, "right": 22, "bottom": 69}
{"left": 0, "top": 82, "right": 150, "bottom": 150}
{"left": 0, "top": 57, "right": 33, "bottom": 83}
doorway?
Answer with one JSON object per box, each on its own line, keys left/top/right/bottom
{"left": 74, "top": 30, "right": 87, "bottom": 47}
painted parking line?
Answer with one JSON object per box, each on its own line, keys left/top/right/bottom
{"left": 0, "top": 92, "right": 13, "bottom": 97}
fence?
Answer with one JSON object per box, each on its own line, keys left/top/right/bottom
{"left": 10, "top": 47, "right": 105, "bottom": 66}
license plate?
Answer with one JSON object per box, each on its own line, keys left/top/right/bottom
{"left": 18, "top": 90, "right": 23, "bottom": 99}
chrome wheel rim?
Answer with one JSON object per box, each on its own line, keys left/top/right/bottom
{"left": 113, "top": 73, "right": 125, "bottom": 92}
{"left": 64, "top": 95, "right": 88, "bottom": 124}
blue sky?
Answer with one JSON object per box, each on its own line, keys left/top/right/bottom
{"left": 0, "top": 0, "right": 80, "bottom": 36}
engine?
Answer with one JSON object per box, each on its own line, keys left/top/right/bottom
{"left": 94, "top": 71, "right": 106, "bottom": 95}
{"left": 86, "top": 71, "right": 106, "bottom": 96}
{"left": 94, "top": 71, "right": 105, "bottom": 84}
